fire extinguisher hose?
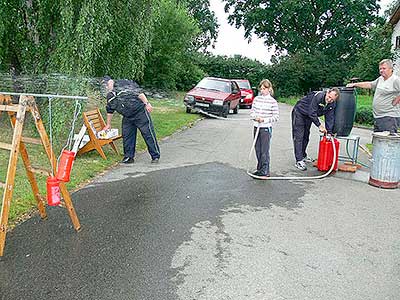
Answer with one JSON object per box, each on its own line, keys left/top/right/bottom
{"left": 190, "top": 108, "right": 337, "bottom": 180}
{"left": 247, "top": 127, "right": 337, "bottom": 181}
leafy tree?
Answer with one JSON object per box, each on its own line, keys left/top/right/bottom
{"left": 0, "top": 0, "right": 158, "bottom": 80}
{"left": 196, "top": 53, "right": 271, "bottom": 88}
{"left": 271, "top": 50, "right": 349, "bottom": 96}
{"left": 350, "top": 23, "right": 393, "bottom": 81}
{"left": 223, "top": 0, "right": 381, "bottom": 59}
{"left": 143, "top": 0, "right": 203, "bottom": 90}
{"left": 0, "top": 0, "right": 61, "bottom": 75}
{"left": 183, "top": 0, "right": 219, "bottom": 50}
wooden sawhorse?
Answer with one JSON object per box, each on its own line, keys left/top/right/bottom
{"left": 0, "top": 94, "right": 80, "bottom": 256}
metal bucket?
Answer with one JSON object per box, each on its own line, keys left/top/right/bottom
{"left": 369, "top": 133, "right": 400, "bottom": 189}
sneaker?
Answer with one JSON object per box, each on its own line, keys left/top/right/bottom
{"left": 121, "top": 157, "right": 134, "bottom": 164}
{"left": 302, "top": 156, "right": 315, "bottom": 163}
{"left": 151, "top": 158, "right": 160, "bottom": 163}
{"left": 253, "top": 173, "right": 270, "bottom": 180}
{"left": 252, "top": 170, "right": 262, "bottom": 176}
{"left": 295, "top": 161, "right": 307, "bottom": 171}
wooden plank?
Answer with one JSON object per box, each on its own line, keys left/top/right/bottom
{"left": 72, "top": 125, "right": 87, "bottom": 154}
{"left": 59, "top": 182, "right": 81, "bottom": 231}
{"left": 0, "top": 95, "right": 12, "bottom": 102}
{"left": 338, "top": 164, "right": 357, "bottom": 173}
{"left": 21, "top": 137, "right": 42, "bottom": 145}
{"left": 85, "top": 109, "right": 98, "bottom": 116}
{"left": 0, "top": 105, "right": 18, "bottom": 112}
{"left": 88, "top": 118, "right": 101, "bottom": 125}
{"left": 0, "top": 98, "right": 27, "bottom": 256}
{"left": 17, "top": 145, "right": 47, "bottom": 219}
{"left": 0, "top": 142, "right": 12, "bottom": 151}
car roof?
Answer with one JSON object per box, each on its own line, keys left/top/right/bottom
{"left": 231, "top": 79, "right": 249, "bottom": 82}
{"left": 205, "top": 77, "right": 233, "bottom": 82}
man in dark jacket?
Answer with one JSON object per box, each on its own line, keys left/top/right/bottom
{"left": 103, "top": 76, "right": 160, "bottom": 164}
{"left": 291, "top": 88, "right": 340, "bottom": 170}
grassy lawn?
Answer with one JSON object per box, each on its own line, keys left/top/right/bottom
{"left": 0, "top": 94, "right": 199, "bottom": 225}
{"left": 356, "top": 94, "right": 373, "bottom": 108}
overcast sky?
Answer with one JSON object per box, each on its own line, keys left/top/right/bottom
{"left": 208, "top": 0, "right": 394, "bottom": 64}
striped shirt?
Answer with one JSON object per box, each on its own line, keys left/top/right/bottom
{"left": 250, "top": 94, "right": 279, "bottom": 128}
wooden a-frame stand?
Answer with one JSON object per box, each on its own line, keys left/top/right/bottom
{"left": 0, "top": 94, "right": 81, "bottom": 256}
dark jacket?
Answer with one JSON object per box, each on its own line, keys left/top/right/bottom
{"left": 294, "top": 91, "right": 336, "bottom": 133}
{"left": 106, "top": 90, "right": 144, "bottom": 117}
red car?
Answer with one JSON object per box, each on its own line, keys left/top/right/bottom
{"left": 184, "top": 77, "right": 240, "bottom": 118}
{"left": 234, "top": 79, "right": 255, "bottom": 108}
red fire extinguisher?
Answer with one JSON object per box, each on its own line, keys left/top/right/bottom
{"left": 46, "top": 176, "right": 61, "bottom": 206}
{"left": 317, "top": 135, "right": 340, "bottom": 172}
{"left": 56, "top": 150, "right": 76, "bottom": 182}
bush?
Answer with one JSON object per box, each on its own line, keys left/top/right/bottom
{"left": 355, "top": 107, "right": 374, "bottom": 125}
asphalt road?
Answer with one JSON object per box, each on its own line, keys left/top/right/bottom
{"left": 1, "top": 104, "right": 399, "bottom": 300}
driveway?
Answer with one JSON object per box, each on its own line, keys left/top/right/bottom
{"left": 1, "top": 103, "right": 399, "bottom": 300}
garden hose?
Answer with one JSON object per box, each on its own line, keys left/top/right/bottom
{"left": 192, "top": 106, "right": 360, "bottom": 176}
{"left": 247, "top": 127, "right": 337, "bottom": 181}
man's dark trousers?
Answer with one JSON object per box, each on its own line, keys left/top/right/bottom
{"left": 254, "top": 127, "right": 272, "bottom": 176}
{"left": 374, "top": 116, "right": 400, "bottom": 134}
{"left": 122, "top": 108, "right": 160, "bottom": 159}
{"left": 292, "top": 108, "right": 312, "bottom": 162}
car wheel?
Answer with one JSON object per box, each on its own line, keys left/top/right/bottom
{"left": 233, "top": 104, "right": 239, "bottom": 114}
{"left": 186, "top": 107, "right": 192, "bottom": 113}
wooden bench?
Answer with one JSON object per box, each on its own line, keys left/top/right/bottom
{"left": 76, "top": 108, "right": 122, "bottom": 159}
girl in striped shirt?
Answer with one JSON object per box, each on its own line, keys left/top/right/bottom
{"left": 250, "top": 79, "right": 279, "bottom": 178}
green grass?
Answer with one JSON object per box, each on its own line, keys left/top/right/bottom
{"left": 277, "top": 96, "right": 299, "bottom": 106}
{"left": 0, "top": 96, "right": 199, "bottom": 225}
{"left": 356, "top": 94, "right": 373, "bottom": 108}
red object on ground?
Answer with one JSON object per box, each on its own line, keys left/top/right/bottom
{"left": 46, "top": 176, "right": 61, "bottom": 206}
{"left": 56, "top": 150, "right": 75, "bottom": 182}
{"left": 317, "top": 136, "right": 340, "bottom": 171}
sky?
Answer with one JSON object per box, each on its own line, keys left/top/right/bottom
{"left": 208, "top": 0, "right": 394, "bottom": 65}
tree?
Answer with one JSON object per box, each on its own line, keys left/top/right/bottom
{"left": 143, "top": 0, "right": 204, "bottom": 90}
{"left": 195, "top": 53, "right": 272, "bottom": 88}
{"left": 183, "top": 0, "right": 219, "bottom": 50}
{"left": 0, "top": 0, "right": 159, "bottom": 80}
{"left": 350, "top": 23, "right": 393, "bottom": 81}
{"left": 223, "top": 0, "right": 380, "bottom": 59}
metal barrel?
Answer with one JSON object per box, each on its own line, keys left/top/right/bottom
{"left": 368, "top": 133, "right": 400, "bottom": 189}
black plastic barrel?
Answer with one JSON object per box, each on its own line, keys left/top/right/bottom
{"left": 332, "top": 87, "right": 356, "bottom": 137}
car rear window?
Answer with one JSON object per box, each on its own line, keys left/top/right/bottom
{"left": 197, "top": 78, "right": 231, "bottom": 93}
{"left": 236, "top": 81, "right": 250, "bottom": 89}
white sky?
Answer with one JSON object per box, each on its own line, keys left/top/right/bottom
{"left": 208, "top": 0, "right": 394, "bottom": 64}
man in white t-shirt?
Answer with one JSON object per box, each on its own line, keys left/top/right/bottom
{"left": 347, "top": 59, "right": 400, "bottom": 133}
